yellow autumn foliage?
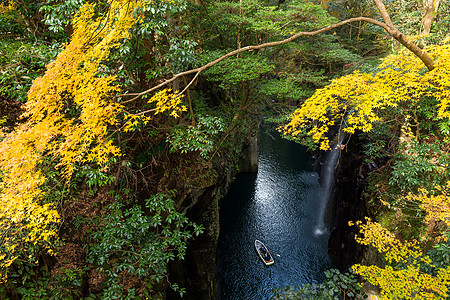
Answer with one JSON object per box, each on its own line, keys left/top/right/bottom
{"left": 150, "top": 89, "right": 187, "bottom": 118}
{"left": 350, "top": 218, "right": 450, "bottom": 299}
{"left": 0, "top": 1, "right": 14, "bottom": 14}
{"left": 123, "top": 89, "right": 187, "bottom": 132}
{"left": 0, "top": 0, "right": 187, "bottom": 282}
{"left": 282, "top": 42, "right": 450, "bottom": 150}
{"left": 405, "top": 184, "right": 450, "bottom": 231}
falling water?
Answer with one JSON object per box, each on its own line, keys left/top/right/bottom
{"left": 314, "top": 142, "right": 341, "bottom": 236}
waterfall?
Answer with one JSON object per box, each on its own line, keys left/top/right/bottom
{"left": 314, "top": 142, "right": 341, "bottom": 236}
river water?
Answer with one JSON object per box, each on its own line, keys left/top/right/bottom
{"left": 217, "top": 127, "right": 333, "bottom": 299}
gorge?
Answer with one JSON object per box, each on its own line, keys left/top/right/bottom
{"left": 167, "top": 126, "right": 367, "bottom": 299}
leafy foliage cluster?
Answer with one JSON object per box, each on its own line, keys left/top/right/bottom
{"left": 0, "top": 40, "right": 60, "bottom": 103}
{"left": 389, "top": 141, "right": 450, "bottom": 193}
{"left": 273, "top": 268, "right": 366, "bottom": 299}
{"left": 167, "top": 115, "right": 225, "bottom": 158}
{"left": 283, "top": 41, "right": 450, "bottom": 150}
{"left": 86, "top": 193, "right": 203, "bottom": 299}
{"left": 350, "top": 218, "right": 450, "bottom": 299}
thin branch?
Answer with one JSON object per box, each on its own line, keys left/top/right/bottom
{"left": 177, "top": 71, "right": 200, "bottom": 96}
{"left": 134, "top": 108, "right": 157, "bottom": 116}
{"left": 181, "top": 75, "right": 196, "bottom": 125}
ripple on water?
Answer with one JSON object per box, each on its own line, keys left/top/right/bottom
{"left": 217, "top": 128, "right": 333, "bottom": 299}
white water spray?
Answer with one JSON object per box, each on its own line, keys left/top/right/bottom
{"left": 314, "top": 142, "right": 342, "bottom": 236}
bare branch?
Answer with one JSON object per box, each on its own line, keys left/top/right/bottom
{"left": 177, "top": 71, "right": 201, "bottom": 96}
{"left": 118, "top": 3, "right": 434, "bottom": 102}
{"left": 118, "top": 17, "right": 381, "bottom": 101}
{"left": 373, "top": 0, "right": 395, "bottom": 28}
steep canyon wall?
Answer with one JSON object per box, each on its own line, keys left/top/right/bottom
{"left": 166, "top": 131, "right": 258, "bottom": 300}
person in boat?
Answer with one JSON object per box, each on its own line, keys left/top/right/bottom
{"left": 260, "top": 246, "right": 271, "bottom": 261}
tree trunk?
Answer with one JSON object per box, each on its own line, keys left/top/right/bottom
{"left": 421, "top": 0, "right": 441, "bottom": 35}
{"left": 237, "top": 0, "right": 243, "bottom": 55}
{"left": 183, "top": 76, "right": 195, "bottom": 125}
{"left": 139, "top": 32, "right": 156, "bottom": 88}
{"left": 373, "top": 0, "right": 434, "bottom": 70}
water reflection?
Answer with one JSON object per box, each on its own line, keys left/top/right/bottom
{"left": 217, "top": 128, "right": 333, "bottom": 300}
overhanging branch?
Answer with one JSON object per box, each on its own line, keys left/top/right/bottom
{"left": 119, "top": 5, "right": 434, "bottom": 102}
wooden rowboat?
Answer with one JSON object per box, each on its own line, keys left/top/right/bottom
{"left": 255, "top": 240, "right": 274, "bottom": 265}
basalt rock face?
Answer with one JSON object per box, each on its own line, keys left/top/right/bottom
{"left": 238, "top": 130, "right": 258, "bottom": 173}
{"left": 166, "top": 133, "right": 258, "bottom": 300}
{"left": 328, "top": 135, "right": 369, "bottom": 270}
{"left": 166, "top": 185, "right": 224, "bottom": 300}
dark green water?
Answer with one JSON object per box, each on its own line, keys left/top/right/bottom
{"left": 217, "top": 128, "right": 333, "bottom": 299}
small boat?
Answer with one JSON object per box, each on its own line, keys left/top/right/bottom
{"left": 255, "top": 240, "right": 274, "bottom": 265}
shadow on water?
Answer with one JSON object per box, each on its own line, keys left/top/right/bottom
{"left": 217, "top": 128, "right": 333, "bottom": 300}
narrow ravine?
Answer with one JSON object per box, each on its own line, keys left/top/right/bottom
{"left": 217, "top": 127, "right": 334, "bottom": 299}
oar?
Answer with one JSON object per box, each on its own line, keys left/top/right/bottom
{"left": 269, "top": 250, "right": 281, "bottom": 257}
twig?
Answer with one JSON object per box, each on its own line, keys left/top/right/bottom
{"left": 177, "top": 71, "right": 200, "bottom": 96}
